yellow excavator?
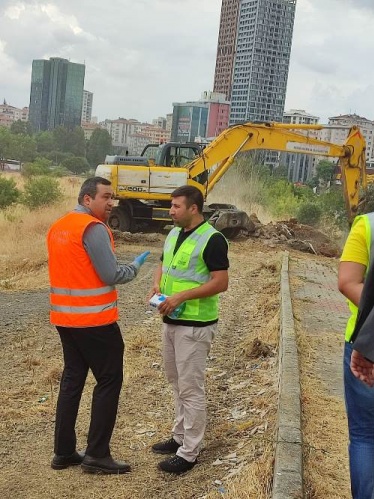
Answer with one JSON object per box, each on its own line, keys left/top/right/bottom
{"left": 95, "top": 122, "right": 366, "bottom": 238}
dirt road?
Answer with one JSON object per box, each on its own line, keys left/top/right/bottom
{"left": 0, "top": 235, "right": 283, "bottom": 499}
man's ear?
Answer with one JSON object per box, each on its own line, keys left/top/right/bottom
{"left": 82, "top": 193, "right": 91, "bottom": 206}
{"left": 190, "top": 203, "right": 198, "bottom": 214}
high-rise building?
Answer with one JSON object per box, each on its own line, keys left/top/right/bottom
{"left": 29, "top": 57, "right": 85, "bottom": 131}
{"left": 213, "top": 0, "right": 240, "bottom": 101}
{"left": 213, "top": 0, "right": 296, "bottom": 125}
{"left": 81, "top": 90, "right": 93, "bottom": 124}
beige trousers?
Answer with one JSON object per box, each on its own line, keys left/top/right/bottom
{"left": 162, "top": 323, "right": 217, "bottom": 462}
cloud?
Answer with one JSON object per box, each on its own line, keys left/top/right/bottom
{"left": 285, "top": 0, "right": 374, "bottom": 122}
{"left": 0, "top": 0, "right": 373, "bottom": 124}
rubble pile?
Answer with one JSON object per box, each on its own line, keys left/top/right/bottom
{"left": 245, "top": 214, "right": 341, "bottom": 258}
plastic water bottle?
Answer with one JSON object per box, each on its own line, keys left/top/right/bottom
{"left": 169, "top": 302, "right": 186, "bottom": 319}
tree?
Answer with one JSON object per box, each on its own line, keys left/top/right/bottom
{"left": 7, "top": 134, "right": 37, "bottom": 164}
{"left": 0, "top": 176, "right": 20, "bottom": 209}
{"left": 10, "top": 120, "right": 33, "bottom": 136}
{"left": 0, "top": 128, "right": 12, "bottom": 163}
{"left": 86, "top": 129, "right": 112, "bottom": 168}
{"left": 22, "top": 157, "right": 52, "bottom": 178}
{"left": 22, "top": 176, "right": 62, "bottom": 209}
{"left": 316, "top": 160, "right": 335, "bottom": 184}
{"left": 36, "top": 131, "right": 56, "bottom": 154}
{"left": 62, "top": 156, "right": 90, "bottom": 174}
{"left": 273, "top": 164, "right": 289, "bottom": 180}
{"left": 296, "top": 202, "right": 322, "bottom": 226}
{"left": 53, "top": 126, "right": 86, "bottom": 156}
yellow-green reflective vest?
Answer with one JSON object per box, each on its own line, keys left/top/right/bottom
{"left": 345, "top": 213, "right": 374, "bottom": 341}
{"left": 161, "top": 222, "right": 222, "bottom": 322}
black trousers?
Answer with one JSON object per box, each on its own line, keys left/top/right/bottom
{"left": 54, "top": 322, "right": 124, "bottom": 458}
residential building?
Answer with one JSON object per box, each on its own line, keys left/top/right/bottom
{"left": 281, "top": 109, "right": 320, "bottom": 182}
{"left": 231, "top": 0, "right": 296, "bottom": 124}
{"left": 103, "top": 118, "right": 141, "bottom": 151}
{"left": 324, "top": 114, "right": 374, "bottom": 165}
{"left": 0, "top": 100, "right": 29, "bottom": 128}
{"left": 214, "top": 0, "right": 296, "bottom": 125}
{"left": 137, "top": 124, "right": 171, "bottom": 144}
{"left": 213, "top": 0, "right": 240, "bottom": 101}
{"left": 128, "top": 133, "right": 152, "bottom": 155}
{"left": 29, "top": 57, "right": 85, "bottom": 131}
{"left": 171, "top": 92, "right": 230, "bottom": 142}
{"left": 81, "top": 122, "right": 102, "bottom": 141}
{"left": 152, "top": 117, "right": 167, "bottom": 129}
{"left": 166, "top": 113, "right": 173, "bottom": 132}
{"left": 81, "top": 90, "right": 93, "bottom": 124}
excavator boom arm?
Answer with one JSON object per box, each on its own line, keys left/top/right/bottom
{"left": 186, "top": 122, "right": 366, "bottom": 222}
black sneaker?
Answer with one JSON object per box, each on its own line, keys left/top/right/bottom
{"left": 152, "top": 437, "right": 181, "bottom": 455}
{"left": 158, "top": 455, "right": 197, "bottom": 474}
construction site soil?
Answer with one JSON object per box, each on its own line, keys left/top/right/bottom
{"left": 0, "top": 221, "right": 342, "bottom": 498}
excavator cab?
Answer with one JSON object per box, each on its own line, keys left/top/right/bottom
{"left": 141, "top": 143, "right": 202, "bottom": 167}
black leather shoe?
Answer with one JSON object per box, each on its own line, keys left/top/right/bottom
{"left": 81, "top": 455, "right": 131, "bottom": 474}
{"left": 51, "top": 450, "right": 85, "bottom": 470}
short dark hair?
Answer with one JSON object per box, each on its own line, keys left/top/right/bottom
{"left": 171, "top": 185, "right": 204, "bottom": 213}
{"left": 78, "top": 177, "right": 111, "bottom": 204}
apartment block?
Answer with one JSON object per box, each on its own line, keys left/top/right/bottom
{"left": 81, "top": 90, "right": 93, "bottom": 124}
{"left": 0, "top": 101, "right": 29, "bottom": 128}
{"left": 281, "top": 109, "right": 320, "bottom": 182}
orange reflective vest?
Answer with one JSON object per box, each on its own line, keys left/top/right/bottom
{"left": 47, "top": 211, "right": 118, "bottom": 327}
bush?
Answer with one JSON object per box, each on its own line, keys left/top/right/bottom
{"left": 0, "top": 176, "right": 20, "bottom": 209}
{"left": 22, "top": 158, "right": 52, "bottom": 178}
{"left": 22, "top": 176, "right": 62, "bottom": 209}
{"left": 61, "top": 156, "right": 90, "bottom": 174}
{"left": 264, "top": 179, "right": 301, "bottom": 218}
{"left": 296, "top": 202, "right": 322, "bottom": 226}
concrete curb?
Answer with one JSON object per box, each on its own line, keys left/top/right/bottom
{"left": 272, "top": 252, "right": 303, "bottom": 499}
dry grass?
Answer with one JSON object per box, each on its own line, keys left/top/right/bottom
{"left": 0, "top": 173, "right": 81, "bottom": 290}
{"left": 297, "top": 329, "right": 349, "bottom": 498}
{"left": 0, "top": 239, "right": 282, "bottom": 498}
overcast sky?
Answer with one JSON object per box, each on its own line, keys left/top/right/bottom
{"left": 1, "top": 0, "right": 374, "bottom": 124}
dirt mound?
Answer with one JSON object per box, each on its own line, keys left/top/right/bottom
{"left": 245, "top": 215, "right": 340, "bottom": 258}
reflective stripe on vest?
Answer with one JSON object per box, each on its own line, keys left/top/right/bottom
{"left": 161, "top": 222, "right": 221, "bottom": 322}
{"left": 345, "top": 213, "right": 374, "bottom": 342}
{"left": 48, "top": 212, "right": 118, "bottom": 327}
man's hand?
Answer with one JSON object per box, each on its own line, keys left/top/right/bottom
{"left": 132, "top": 251, "right": 150, "bottom": 268}
{"left": 158, "top": 294, "right": 184, "bottom": 316}
{"left": 351, "top": 349, "right": 374, "bottom": 387}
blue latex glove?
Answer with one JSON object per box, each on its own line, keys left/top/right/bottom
{"left": 133, "top": 251, "right": 150, "bottom": 268}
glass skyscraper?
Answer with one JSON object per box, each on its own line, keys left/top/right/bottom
{"left": 213, "top": 0, "right": 296, "bottom": 125}
{"left": 29, "top": 57, "right": 85, "bottom": 131}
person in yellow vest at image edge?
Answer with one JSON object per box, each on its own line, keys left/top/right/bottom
{"left": 148, "top": 184, "right": 229, "bottom": 474}
{"left": 47, "top": 176, "right": 150, "bottom": 475}
{"left": 338, "top": 212, "right": 374, "bottom": 499}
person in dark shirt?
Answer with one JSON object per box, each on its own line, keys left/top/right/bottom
{"left": 148, "top": 185, "right": 229, "bottom": 474}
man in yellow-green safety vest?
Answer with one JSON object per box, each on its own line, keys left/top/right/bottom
{"left": 338, "top": 212, "right": 374, "bottom": 499}
{"left": 149, "top": 185, "right": 229, "bottom": 474}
